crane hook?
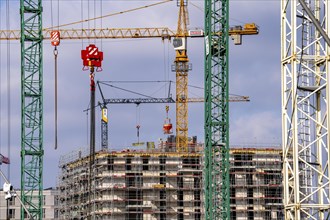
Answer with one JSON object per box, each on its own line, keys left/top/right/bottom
{"left": 163, "top": 105, "right": 173, "bottom": 134}
{"left": 136, "top": 125, "right": 140, "bottom": 141}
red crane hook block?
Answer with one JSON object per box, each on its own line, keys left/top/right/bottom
{"left": 50, "top": 31, "right": 60, "bottom": 47}
{"left": 81, "top": 44, "right": 103, "bottom": 70}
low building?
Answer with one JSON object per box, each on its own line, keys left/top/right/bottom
{"left": 0, "top": 187, "right": 59, "bottom": 220}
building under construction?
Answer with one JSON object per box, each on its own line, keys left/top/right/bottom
{"left": 57, "top": 140, "right": 283, "bottom": 220}
{"left": 58, "top": 136, "right": 203, "bottom": 220}
{"left": 229, "top": 148, "right": 283, "bottom": 220}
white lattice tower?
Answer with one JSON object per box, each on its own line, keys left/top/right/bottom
{"left": 281, "top": 0, "right": 330, "bottom": 219}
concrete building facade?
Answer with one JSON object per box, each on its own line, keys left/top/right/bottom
{"left": 0, "top": 187, "right": 59, "bottom": 220}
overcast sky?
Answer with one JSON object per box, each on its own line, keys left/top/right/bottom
{"left": 0, "top": 0, "right": 281, "bottom": 188}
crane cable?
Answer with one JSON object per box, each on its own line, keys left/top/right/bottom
{"left": 0, "top": 0, "right": 2, "bottom": 170}
{"left": 81, "top": 0, "right": 84, "bottom": 49}
{"left": 45, "top": 0, "right": 172, "bottom": 30}
{"left": 100, "top": 0, "right": 103, "bottom": 50}
{"left": 54, "top": 47, "right": 58, "bottom": 150}
{"left": 163, "top": 41, "right": 171, "bottom": 124}
{"left": 5, "top": 0, "right": 11, "bottom": 218}
{"left": 6, "top": 0, "right": 10, "bottom": 181}
{"left": 56, "top": 0, "right": 60, "bottom": 150}
{"left": 88, "top": 0, "right": 90, "bottom": 44}
{"left": 51, "top": 0, "right": 60, "bottom": 149}
{"left": 136, "top": 105, "right": 141, "bottom": 143}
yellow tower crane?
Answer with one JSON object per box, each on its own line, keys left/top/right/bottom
{"left": 1, "top": 12, "right": 258, "bottom": 154}
{"left": 171, "top": 0, "right": 259, "bottom": 152}
{"left": 172, "top": 0, "right": 190, "bottom": 152}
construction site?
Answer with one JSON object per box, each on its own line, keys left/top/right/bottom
{"left": 57, "top": 142, "right": 283, "bottom": 220}
{"left": 58, "top": 138, "right": 203, "bottom": 220}
{"left": 0, "top": 0, "right": 330, "bottom": 220}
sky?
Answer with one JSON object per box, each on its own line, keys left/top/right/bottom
{"left": 0, "top": 0, "right": 281, "bottom": 188}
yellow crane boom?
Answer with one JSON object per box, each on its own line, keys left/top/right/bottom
{"left": 0, "top": 24, "right": 258, "bottom": 40}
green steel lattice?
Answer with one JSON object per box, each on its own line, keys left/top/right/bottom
{"left": 20, "top": 0, "right": 43, "bottom": 219}
{"left": 204, "top": 0, "right": 230, "bottom": 219}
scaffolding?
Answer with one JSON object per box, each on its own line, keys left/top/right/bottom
{"left": 229, "top": 148, "right": 283, "bottom": 220}
{"left": 57, "top": 145, "right": 283, "bottom": 220}
{"left": 58, "top": 138, "right": 203, "bottom": 220}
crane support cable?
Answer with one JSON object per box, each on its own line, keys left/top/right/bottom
{"left": 45, "top": 0, "right": 172, "bottom": 30}
{"left": 99, "top": 80, "right": 171, "bottom": 83}
{"left": 98, "top": 80, "right": 249, "bottom": 101}
{"left": 99, "top": 82, "right": 157, "bottom": 99}
{"left": 100, "top": 80, "right": 202, "bottom": 89}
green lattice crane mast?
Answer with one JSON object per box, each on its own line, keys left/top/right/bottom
{"left": 20, "top": 0, "right": 43, "bottom": 219}
{"left": 203, "top": 1, "right": 259, "bottom": 219}
{"left": 204, "top": 0, "right": 230, "bottom": 219}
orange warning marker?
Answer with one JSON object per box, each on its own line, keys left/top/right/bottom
{"left": 50, "top": 31, "right": 60, "bottom": 47}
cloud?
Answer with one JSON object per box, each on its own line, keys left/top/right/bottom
{"left": 230, "top": 110, "right": 281, "bottom": 145}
